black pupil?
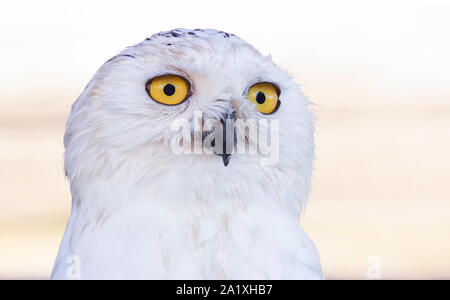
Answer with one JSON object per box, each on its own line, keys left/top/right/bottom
{"left": 256, "top": 92, "right": 266, "bottom": 104}
{"left": 164, "top": 84, "right": 176, "bottom": 96}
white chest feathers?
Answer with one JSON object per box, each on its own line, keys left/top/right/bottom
{"left": 51, "top": 184, "right": 323, "bottom": 280}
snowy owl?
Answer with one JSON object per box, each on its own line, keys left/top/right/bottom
{"left": 51, "top": 29, "right": 324, "bottom": 280}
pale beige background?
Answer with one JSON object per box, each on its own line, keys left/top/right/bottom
{"left": 1, "top": 0, "right": 449, "bottom": 279}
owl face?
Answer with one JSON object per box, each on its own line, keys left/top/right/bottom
{"left": 65, "top": 29, "right": 314, "bottom": 209}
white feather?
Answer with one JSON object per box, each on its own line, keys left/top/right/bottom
{"left": 51, "top": 29, "right": 323, "bottom": 279}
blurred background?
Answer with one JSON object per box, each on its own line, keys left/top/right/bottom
{"left": 1, "top": 0, "right": 449, "bottom": 279}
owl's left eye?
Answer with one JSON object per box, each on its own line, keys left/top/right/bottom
{"left": 146, "top": 75, "right": 190, "bottom": 105}
{"left": 247, "top": 82, "right": 280, "bottom": 114}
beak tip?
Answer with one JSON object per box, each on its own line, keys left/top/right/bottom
{"left": 222, "top": 154, "right": 231, "bottom": 167}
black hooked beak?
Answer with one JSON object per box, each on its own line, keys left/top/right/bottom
{"left": 220, "top": 110, "right": 236, "bottom": 167}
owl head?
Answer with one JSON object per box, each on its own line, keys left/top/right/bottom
{"left": 64, "top": 29, "right": 314, "bottom": 215}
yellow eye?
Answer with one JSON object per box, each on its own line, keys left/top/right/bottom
{"left": 247, "top": 82, "right": 280, "bottom": 114}
{"left": 146, "top": 75, "right": 190, "bottom": 105}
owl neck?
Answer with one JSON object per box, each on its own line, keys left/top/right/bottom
{"left": 69, "top": 166, "right": 307, "bottom": 220}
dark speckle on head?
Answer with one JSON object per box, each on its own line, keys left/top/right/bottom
{"left": 104, "top": 54, "right": 136, "bottom": 64}
{"left": 144, "top": 29, "right": 241, "bottom": 49}
{"left": 219, "top": 31, "right": 230, "bottom": 37}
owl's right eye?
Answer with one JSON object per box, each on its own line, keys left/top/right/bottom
{"left": 146, "top": 75, "right": 190, "bottom": 105}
